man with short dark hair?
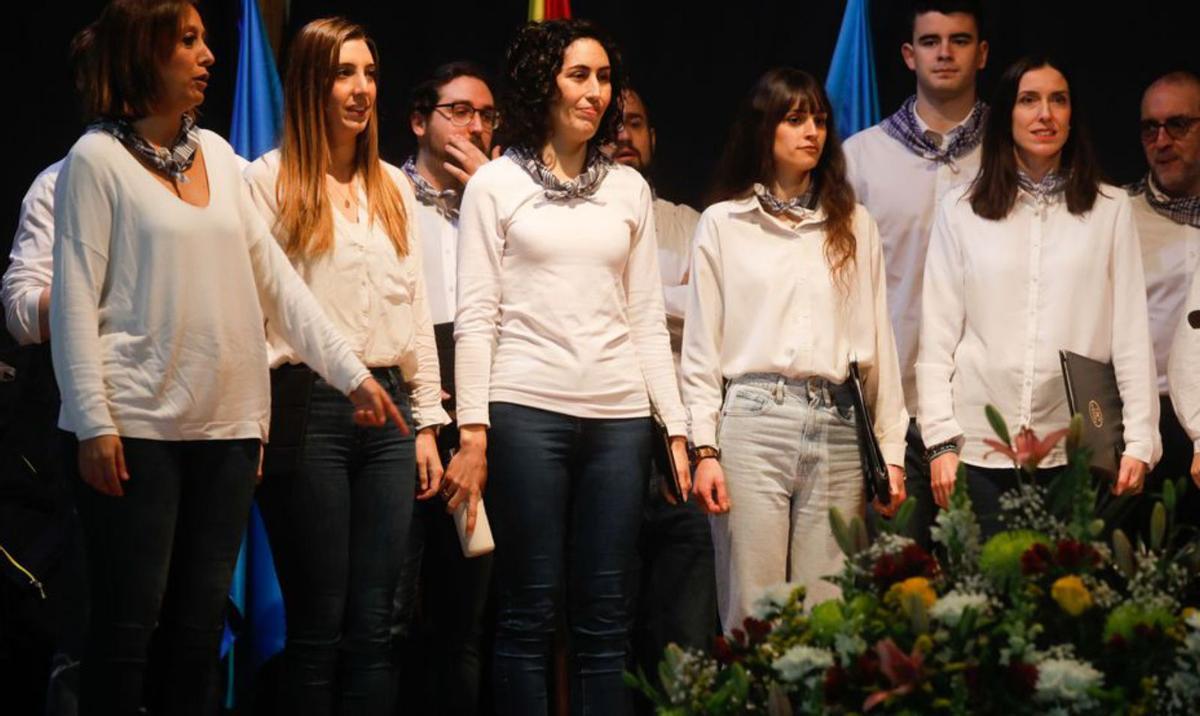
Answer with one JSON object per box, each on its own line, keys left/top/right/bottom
{"left": 843, "top": 0, "right": 989, "bottom": 546}
{"left": 392, "top": 60, "right": 498, "bottom": 716}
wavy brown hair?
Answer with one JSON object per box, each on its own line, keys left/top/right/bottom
{"left": 710, "top": 68, "right": 858, "bottom": 286}
{"left": 275, "top": 17, "right": 407, "bottom": 260}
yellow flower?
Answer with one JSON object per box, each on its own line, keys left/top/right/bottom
{"left": 1051, "top": 575, "right": 1093, "bottom": 616}
{"left": 889, "top": 577, "right": 937, "bottom": 609}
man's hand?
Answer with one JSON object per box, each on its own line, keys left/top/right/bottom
{"left": 415, "top": 428, "right": 444, "bottom": 500}
{"left": 443, "top": 137, "right": 493, "bottom": 185}
{"left": 931, "top": 452, "right": 959, "bottom": 509}
{"left": 1113, "top": 455, "right": 1148, "bottom": 496}
{"left": 692, "top": 458, "right": 731, "bottom": 514}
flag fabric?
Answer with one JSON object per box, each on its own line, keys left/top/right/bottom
{"left": 825, "top": 0, "right": 880, "bottom": 138}
{"left": 529, "top": 0, "right": 572, "bottom": 21}
{"left": 223, "top": 0, "right": 286, "bottom": 708}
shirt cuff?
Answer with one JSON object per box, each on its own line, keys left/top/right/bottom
{"left": 455, "top": 407, "right": 490, "bottom": 428}
{"left": 691, "top": 421, "right": 717, "bottom": 449}
{"left": 413, "top": 404, "right": 452, "bottom": 433}
{"left": 1123, "top": 442, "right": 1154, "bottom": 466}
{"left": 882, "top": 442, "right": 906, "bottom": 469}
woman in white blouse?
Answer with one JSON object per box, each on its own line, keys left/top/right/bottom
{"left": 918, "top": 55, "right": 1160, "bottom": 538}
{"left": 243, "top": 18, "right": 447, "bottom": 716}
{"left": 682, "top": 67, "right": 908, "bottom": 630}
{"left": 451, "top": 18, "right": 689, "bottom": 715}
{"left": 53, "top": 3, "right": 404, "bottom": 713}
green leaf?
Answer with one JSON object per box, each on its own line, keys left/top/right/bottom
{"left": 894, "top": 497, "right": 916, "bottom": 535}
{"left": 1150, "top": 502, "right": 1167, "bottom": 551}
{"left": 1065, "top": 413, "right": 1084, "bottom": 455}
{"left": 1088, "top": 519, "right": 1105, "bottom": 538}
{"left": 985, "top": 404, "right": 1011, "bottom": 445}
{"left": 1112, "top": 529, "right": 1135, "bottom": 578}
{"left": 830, "top": 507, "right": 855, "bottom": 556}
{"left": 852, "top": 516, "right": 870, "bottom": 554}
{"left": 1163, "top": 479, "right": 1177, "bottom": 513}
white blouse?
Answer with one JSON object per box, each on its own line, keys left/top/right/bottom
{"left": 917, "top": 183, "right": 1160, "bottom": 468}
{"left": 51, "top": 129, "right": 370, "bottom": 442}
{"left": 453, "top": 155, "right": 687, "bottom": 435}
{"left": 1167, "top": 270, "right": 1200, "bottom": 451}
{"left": 243, "top": 151, "right": 449, "bottom": 431}
{"left": 680, "top": 195, "right": 909, "bottom": 465}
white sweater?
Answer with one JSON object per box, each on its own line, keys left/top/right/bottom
{"left": 453, "top": 155, "right": 687, "bottom": 434}
{"left": 51, "top": 128, "right": 370, "bottom": 442}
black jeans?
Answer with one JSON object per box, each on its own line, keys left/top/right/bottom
{"left": 258, "top": 369, "right": 416, "bottom": 716}
{"left": 392, "top": 422, "right": 495, "bottom": 716}
{"left": 487, "top": 402, "right": 651, "bottom": 716}
{"left": 963, "top": 463, "right": 1065, "bottom": 539}
{"left": 67, "top": 433, "right": 259, "bottom": 716}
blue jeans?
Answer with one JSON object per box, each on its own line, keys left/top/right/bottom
{"left": 66, "top": 434, "right": 260, "bottom": 716}
{"left": 258, "top": 368, "right": 415, "bottom": 716}
{"left": 487, "top": 402, "right": 651, "bottom": 716}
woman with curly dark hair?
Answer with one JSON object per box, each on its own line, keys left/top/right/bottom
{"left": 681, "top": 68, "right": 908, "bottom": 630}
{"left": 449, "top": 18, "right": 690, "bottom": 714}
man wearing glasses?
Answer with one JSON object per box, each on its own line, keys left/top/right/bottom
{"left": 394, "top": 61, "right": 498, "bottom": 716}
{"left": 1131, "top": 69, "right": 1200, "bottom": 522}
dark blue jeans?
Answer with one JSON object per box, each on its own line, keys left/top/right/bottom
{"left": 67, "top": 433, "right": 260, "bottom": 716}
{"left": 258, "top": 368, "right": 415, "bottom": 716}
{"left": 964, "top": 464, "right": 1065, "bottom": 539}
{"left": 487, "top": 402, "right": 651, "bottom": 716}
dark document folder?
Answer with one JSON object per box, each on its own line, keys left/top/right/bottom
{"left": 849, "top": 361, "right": 891, "bottom": 507}
{"left": 1059, "top": 350, "right": 1124, "bottom": 478}
{"left": 434, "top": 322, "right": 455, "bottom": 413}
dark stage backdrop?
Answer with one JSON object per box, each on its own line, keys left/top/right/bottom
{"left": 6, "top": 0, "right": 1199, "bottom": 283}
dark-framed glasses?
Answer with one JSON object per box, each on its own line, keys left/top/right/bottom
{"left": 434, "top": 102, "right": 500, "bottom": 129}
{"left": 1139, "top": 115, "right": 1200, "bottom": 143}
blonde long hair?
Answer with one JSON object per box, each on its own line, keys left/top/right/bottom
{"left": 276, "top": 17, "right": 407, "bottom": 260}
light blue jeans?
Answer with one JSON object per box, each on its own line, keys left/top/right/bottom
{"left": 711, "top": 374, "right": 864, "bottom": 630}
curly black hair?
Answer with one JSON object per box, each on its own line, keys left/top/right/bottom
{"left": 498, "top": 19, "right": 626, "bottom": 154}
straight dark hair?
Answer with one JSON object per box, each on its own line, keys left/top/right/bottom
{"left": 408, "top": 60, "right": 495, "bottom": 117}
{"left": 969, "top": 55, "right": 1101, "bottom": 220}
{"left": 709, "top": 67, "right": 858, "bottom": 286}
{"left": 498, "top": 19, "right": 626, "bottom": 154}
{"left": 70, "top": 0, "right": 198, "bottom": 121}
{"left": 909, "top": 0, "right": 986, "bottom": 39}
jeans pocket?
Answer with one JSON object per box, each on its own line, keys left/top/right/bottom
{"left": 830, "top": 401, "right": 856, "bottom": 427}
{"left": 721, "top": 384, "right": 774, "bottom": 418}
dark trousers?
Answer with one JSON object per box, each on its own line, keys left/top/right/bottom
{"left": 630, "top": 471, "right": 718, "bottom": 714}
{"left": 67, "top": 434, "right": 259, "bottom": 716}
{"left": 963, "top": 463, "right": 1065, "bottom": 539}
{"left": 1135, "top": 395, "right": 1200, "bottom": 537}
{"left": 867, "top": 420, "right": 936, "bottom": 550}
{"left": 258, "top": 370, "right": 416, "bottom": 716}
{"left": 487, "top": 402, "right": 651, "bottom": 716}
{"left": 392, "top": 422, "right": 495, "bottom": 716}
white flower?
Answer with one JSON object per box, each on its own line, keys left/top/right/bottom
{"left": 772, "top": 645, "right": 833, "bottom": 683}
{"left": 751, "top": 582, "right": 800, "bottom": 620}
{"left": 1185, "top": 611, "right": 1200, "bottom": 631}
{"left": 928, "top": 591, "right": 990, "bottom": 627}
{"left": 1035, "top": 657, "right": 1103, "bottom": 702}
{"left": 833, "top": 632, "right": 868, "bottom": 661}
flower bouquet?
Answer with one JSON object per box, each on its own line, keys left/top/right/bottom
{"left": 628, "top": 408, "right": 1200, "bottom": 714}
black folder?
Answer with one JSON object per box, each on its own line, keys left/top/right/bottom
{"left": 849, "top": 361, "right": 891, "bottom": 506}
{"left": 434, "top": 322, "right": 455, "bottom": 413}
{"left": 1059, "top": 350, "right": 1124, "bottom": 478}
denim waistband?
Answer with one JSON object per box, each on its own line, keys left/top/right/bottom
{"left": 272, "top": 363, "right": 407, "bottom": 395}
{"left": 728, "top": 372, "right": 854, "bottom": 408}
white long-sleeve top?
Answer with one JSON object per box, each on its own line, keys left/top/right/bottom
{"left": 2, "top": 160, "right": 62, "bottom": 345}
{"left": 1167, "top": 271, "right": 1200, "bottom": 451}
{"left": 843, "top": 119, "right": 982, "bottom": 417}
{"left": 680, "top": 195, "right": 909, "bottom": 464}
{"left": 917, "top": 184, "right": 1160, "bottom": 468}
{"left": 243, "top": 151, "right": 449, "bottom": 431}
{"left": 453, "top": 155, "right": 687, "bottom": 434}
{"left": 654, "top": 197, "right": 701, "bottom": 358}
{"left": 1132, "top": 191, "right": 1200, "bottom": 394}
{"left": 50, "top": 128, "right": 371, "bottom": 442}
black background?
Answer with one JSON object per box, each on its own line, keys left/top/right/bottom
{"left": 6, "top": 0, "right": 1199, "bottom": 263}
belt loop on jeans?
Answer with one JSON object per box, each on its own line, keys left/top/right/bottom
{"left": 773, "top": 376, "right": 786, "bottom": 403}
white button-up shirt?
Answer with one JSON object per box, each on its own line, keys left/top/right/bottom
{"left": 680, "top": 195, "right": 908, "bottom": 464}
{"left": 408, "top": 197, "right": 459, "bottom": 326}
{"left": 1133, "top": 190, "right": 1200, "bottom": 394}
{"left": 2, "top": 161, "right": 62, "bottom": 345}
{"left": 843, "top": 113, "right": 981, "bottom": 416}
{"left": 918, "top": 184, "right": 1160, "bottom": 468}
{"left": 1167, "top": 269, "right": 1200, "bottom": 451}
{"left": 653, "top": 197, "right": 701, "bottom": 358}
{"left": 244, "top": 150, "right": 449, "bottom": 430}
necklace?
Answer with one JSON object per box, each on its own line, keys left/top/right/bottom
{"left": 327, "top": 176, "right": 359, "bottom": 216}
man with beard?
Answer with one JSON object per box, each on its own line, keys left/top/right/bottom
{"left": 842, "top": 0, "right": 989, "bottom": 546}
{"left": 605, "top": 86, "right": 716, "bottom": 713}
{"left": 1134, "top": 70, "right": 1200, "bottom": 521}
{"left": 393, "top": 61, "right": 498, "bottom": 716}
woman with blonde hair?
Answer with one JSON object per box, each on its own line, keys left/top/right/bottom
{"left": 244, "top": 16, "right": 447, "bottom": 714}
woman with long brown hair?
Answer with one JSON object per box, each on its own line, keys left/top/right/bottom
{"left": 681, "top": 67, "right": 907, "bottom": 630}
{"left": 243, "top": 17, "right": 446, "bottom": 715}
{"left": 54, "top": 2, "right": 404, "bottom": 713}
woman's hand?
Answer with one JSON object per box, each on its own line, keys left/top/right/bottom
{"left": 930, "top": 452, "right": 959, "bottom": 509}
{"left": 693, "top": 457, "right": 731, "bottom": 514}
{"left": 78, "top": 434, "right": 129, "bottom": 496}
{"left": 414, "top": 428, "right": 444, "bottom": 500}
{"left": 873, "top": 464, "right": 907, "bottom": 519}
{"left": 349, "top": 377, "right": 410, "bottom": 434}
{"left": 1191, "top": 453, "right": 1200, "bottom": 490}
{"left": 442, "top": 425, "right": 488, "bottom": 535}
{"left": 1113, "top": 455, "right": 1148, "bottom": 496}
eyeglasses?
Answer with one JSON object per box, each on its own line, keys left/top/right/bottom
{"left": 1139, "top": 115, "right": 1200, "bottom": 143}
{"left": 433, "top": 102, "right": 500, "bottom": 129}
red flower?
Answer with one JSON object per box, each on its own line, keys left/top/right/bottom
{"left": 857, "top": 651, "right": 881, "bottom": 684}
{"left": 863, "top": 639, "right": 926, "bottom": 711}
{"left": 983, "top": 426, "right": 1068, "bottom": 473}
{"left": 1021, "top": 542, "right": 1053, "bottom": 575}
{"left": 713, "top": 635, "right": 735, "bottom": 664}
{"left": 1006, "top": 661, "right": 1038, "bottom": 694}
{"left": 1107, "top": 634, "right": 1127, "bottom": 650}
{"left": 823, "top": 664, "right": 848, "bottom": 702}
{"left": 729, "top": 628, "right": 746, "bottom": 646}
{"left": 1054, "top": 539, "right": 1101, "bottom": 571}
{"left": 872, "top": 543, "right": 938, "bottom": 588}
{"left": 743, "top": 617, "right": 772, "bottom": 644}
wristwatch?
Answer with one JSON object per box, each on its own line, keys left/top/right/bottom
{"left": 692, "top": 445, "right": 721, "bottom": 464}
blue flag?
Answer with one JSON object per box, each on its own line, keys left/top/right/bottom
{"left": 826, "top": 0, "right": 880, "bottom": 138}
{"left": 223, "top": 0, "right": 285, "bottom": 707}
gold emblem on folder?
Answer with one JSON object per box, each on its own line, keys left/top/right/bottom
{"left": 1088, "top": 400, "right": 1103, "bottom": 428}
